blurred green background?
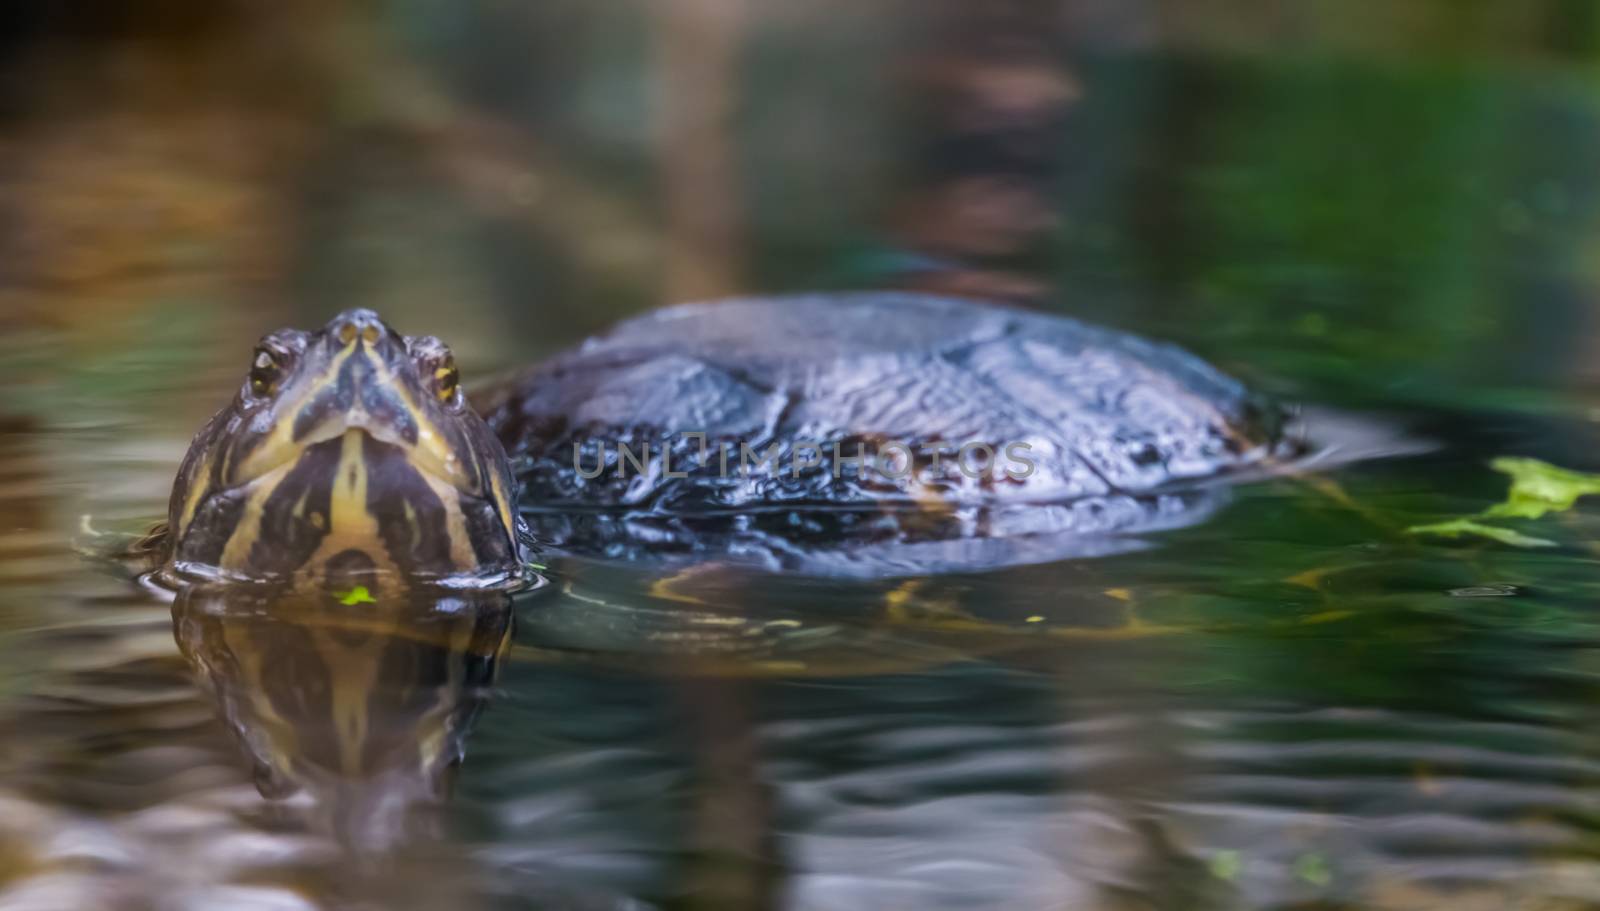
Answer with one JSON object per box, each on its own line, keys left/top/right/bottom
{"left": 2, "top": 0, "right": 1600, "bottom": 430}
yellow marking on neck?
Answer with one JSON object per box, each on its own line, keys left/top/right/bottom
{"left": 487, "top": 465, "right": 518, "bottom": 556}
{"left": 217, "top": 459, "right": 298, "bottom": 571}
{"left": 421, "top": 472, "right": 479, "bottom": 571}
{"left": 331, "top": 430, "right": 370, "bottom": 542}
{"left": 300, "top": 430, "right": 401, "bottom": 580}
{"left": 176, "top": 447, "right": 216, "bottom": 538}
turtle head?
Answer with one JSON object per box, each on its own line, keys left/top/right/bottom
{"left": 164, "top": 309, "right": 525, "bottom": 587}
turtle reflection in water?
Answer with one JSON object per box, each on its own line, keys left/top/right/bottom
{"left": 171, "top": 584, "right": 512, "bottom": 847}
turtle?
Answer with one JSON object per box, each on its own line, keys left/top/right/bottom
{"left": 146, "top": 294, "right": 1296, "bottom": 589}
{"left": 57, "top": 294, "right": 1430, "bottom": 891}
{"left": 111, "top": 296, "right": 1319, "bottom": 851}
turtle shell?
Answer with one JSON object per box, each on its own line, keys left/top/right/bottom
{"left": 478, "top": 294, "right": 1289, "bottom": 574}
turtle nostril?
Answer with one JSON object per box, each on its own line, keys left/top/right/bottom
{"left": 327, "top": 309, "right": 390, "bottom": 348}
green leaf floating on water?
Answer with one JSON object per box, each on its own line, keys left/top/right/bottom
{"left": 336, "top": 585, "right": 377, "bottom": 606}
{"left": 1483, "top": 457, "right": 1600, "bottom": 519}
{"left": 1409, "top": 457, "right": 1600, "bottom": 548}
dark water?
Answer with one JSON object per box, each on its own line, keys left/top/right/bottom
{"left": 7, "top": 4, "right": 1600, "bottom": 910}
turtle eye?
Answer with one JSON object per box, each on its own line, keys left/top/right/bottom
{"left": 408, "top": 335, "right": 461, "bottom": 406}
{"left": 433, "top": 354, "right": 460, "bottom": 404}
{"left": 248, "top": 347, "right": 283, "bottom": 398}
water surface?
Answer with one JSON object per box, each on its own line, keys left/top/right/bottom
{"left": 5, "top": 6, "right": 1600, "bottom": 910}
